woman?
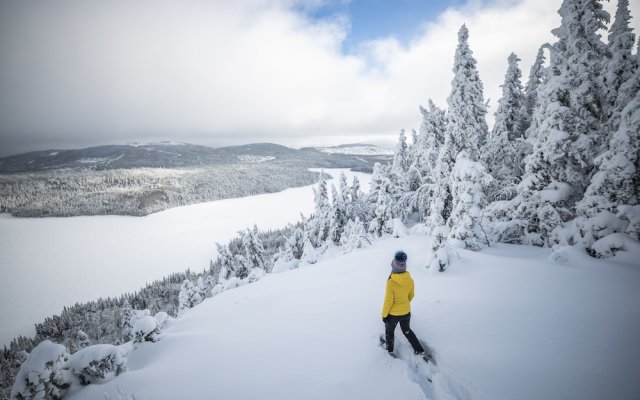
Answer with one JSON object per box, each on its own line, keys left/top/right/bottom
{"left": 381, "top": 250, "right": 425, "bottom": 355}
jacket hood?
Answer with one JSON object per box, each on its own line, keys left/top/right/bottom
{"left": 389, "top": 271, "right": 412, "bottom": 285}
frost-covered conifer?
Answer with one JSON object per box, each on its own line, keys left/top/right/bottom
{"left": 73, "top": 330, "right": 91, "bottom": 352}
{"left": 339, "top": 172, "right": 350, "bottom": 207}
{"left": 178, "top": 279, "right": 202, "bottom": 315}
{"left": 202, "top": 275, "right": 215, "bottom": 298}
{"left": 340, "top": 217, "right": 369, "bottom": 253}
{"left": 427, "top": 226, "right": 451, "bottom": 272}
{"left": 300, "top": 237, "right": 318, "bottom": 265}
{"left": 485, "top": 53, "right": 527, "bottom": 200}
{"left": 232, "top": 254, "right": 251, "bottom": 279}
{"left": 603, "top": 0, "right": 638, "bottom": 128}
{"left": 120, "top": 300, "right": 134, "bottom": 342}
{"left": 447, "top": 151, "right": 493, "bottom": 250}
{"left": 215, "top": 243, "right": 235, "bottom": 280}
{"left": 368, "top": 164, "right": 395, "bottom": 236}
{"left": 390, "top": 130, "right": 410, "bottom": 218}
{"left": 243, "top": 225, "right": 267, "bottom": 271}
{"left": 571, "top": 88, "right": 640, "bottom": 252}
{"left": 392, "top": 129, "right": 410, "bottom": 175}
{"left": 512, "top": 0, "right": 610, "bottom": 246}
{"left": 329, "top": 184, "right": 347, "bottom": 245}
{"left": 407, "top": 101, "right": 447, "bottom": 221}
{"left": 447, "top": 25, "right": 489, "bottom": 161}
{"left": 310, "top": 177, "right": 331, "bottom": 246}
{"left": 10, "top": 340, "right": 70, "bottom": 400}
{"left": 523, "top": 46, "right": 547, "bottom": 138}
{"left": 347, "top": 175, "right": 369, "bottom": 225}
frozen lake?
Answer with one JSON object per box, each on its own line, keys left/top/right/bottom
{"left": 0, "top": 168, "right": 371, "bottom": 346}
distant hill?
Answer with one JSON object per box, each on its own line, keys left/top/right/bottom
{"left": 0, "top": 142, "right": 393, "bottom": 173}
{"left": 0, "top": 142, "right": 392, "bottom": 217}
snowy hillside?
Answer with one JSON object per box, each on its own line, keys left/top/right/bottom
{"left": 65, "top": 234, "right": 640, "bottom": 400}
{"left": 315, "top": 143, "right": 394, "bottom": 156}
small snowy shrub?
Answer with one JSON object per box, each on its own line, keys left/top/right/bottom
{"left": 11, "top": 340, "right": 71, "bottom": 400}
{"left": 66, "top": 344, "right": 126, "bottom": 385}
{"left": 392, "top": 218, "right": 409, "bottom": 238}
{"left": 211, "top": 282, "right": 225, "bottom": 296}
{"left": 272, "top": 257, "right": 299, "bottom": 273}
{"left": 300, "top": 239, "right": 318, "bottom": 265}
{"left": 591, "top": 233, "right": 640, "bottom": 258}
{"left": 154, "top": 311, "right": 169, "bottom": 329}
{"left": 132, "top": 316, "right": 160, "bottom": 343}
{"left": 340, "top": 217, "right": 370, "bottom": 254}
{"left": 427, "top": 226, "right": 451, "bottom": 272}
{"left": 247, "top": 267, "right": 266, "bottom": 283}
{"left": 178, "top": 279, "right": 203, "bottom": 315}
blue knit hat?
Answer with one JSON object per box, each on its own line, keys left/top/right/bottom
{"left": 391, "top": 250, "right": 407, "bottom": 273}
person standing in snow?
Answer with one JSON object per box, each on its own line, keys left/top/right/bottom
{"left": 381, "top": 251, "right": 425, "bottom": 355}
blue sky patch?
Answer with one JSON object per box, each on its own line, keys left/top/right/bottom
{"left": 305, "top": 0, "right": 467, "bottom": 52}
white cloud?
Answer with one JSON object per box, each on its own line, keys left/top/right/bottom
{"left": 0, "top": 0, "right": 637, "bottom": 154}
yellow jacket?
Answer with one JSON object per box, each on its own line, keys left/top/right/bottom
{"left": 381, "top": 271, "right": 414, "bottom": 317}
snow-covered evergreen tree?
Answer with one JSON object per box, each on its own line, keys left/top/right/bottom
{"left": 243, "top": 225, "right": 267, "bottom": 272}
{"left": 408, "top": 100, "right": 447, "bottom": 221}
{"left": 570, "top": 86, "right": 640, "bottom": 252}
{"left": 447, "top": 151, "right": 493, "bottom": 250}
{"left": 232, "top": 254, "right": 251, "bottom": 279}
{"left": 392, "top": 129, "right": 410, "bottom": 175}
{"left": 368, "top": 164, "right": 395, "bottom": 236}
{"left": 512, "top": 0, "right": 610, "bottom": 246}
{"left": 329, "top": 184, "right": 347, "bottom": 245}
{"left": 300, "top": 236, "right": 318, "bottom": 265}
{"left": 523, "top": 46, "right": 547, "bottom": 138}
{"left": 347, "top": 175, "right": 369, "bottom": 225}
{"left": 202, "top": 275, "right": 216, "bottom": 298}
{"left": 73, "top": 330, "right": 91, "bottom": 352}
{"left": 120, "top": 300, "right": 134, "bottom": 342}
{"left": 215, "top": 243, "right": 235, "bottom": 280}
{"left": 446, "top": 24, "right": 489, "bottom": 161}
{"left": 340, "top": 217, "right": 370, "bottom": 253}
{"left": 178, "top": 279, "right": 202, "bottom": 315}
{"left": 310, "top": 177, "right": 331, "bottom": 246}
{"left": 484, "top": 53, "right": 527, "bottom": 201}
{"left": 339, "top": 172, "right": 350, "bottom": 208}
{"left": 10, "top": 341, "right": 70, "bottom": 400}
{"left": 603, "top": 0, "right": 638, "bottom": 129}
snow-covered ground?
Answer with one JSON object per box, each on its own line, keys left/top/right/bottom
{"left": 0, "top": 169, "right": 370, "bottom": 346}
{"left": 66, "top": 234, "right": 640, "bottom": 400}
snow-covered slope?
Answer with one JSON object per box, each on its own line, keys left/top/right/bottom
{"left": 0, "top": 169, "right": 370, "bottom": 346}
{"left": 67, "top": 235, "right": 640, "bottom": 400}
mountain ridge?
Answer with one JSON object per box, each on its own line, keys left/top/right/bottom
{"left": 0, "top": 142, "right": 393, "bottom": 173}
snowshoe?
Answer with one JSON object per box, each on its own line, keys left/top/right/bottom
{"left": 379, "top": 336, "right": 397, "bottom": 358}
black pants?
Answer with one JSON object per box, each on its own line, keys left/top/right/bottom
{"left": 384, "top": 312, "right": 424, "bottom": 353}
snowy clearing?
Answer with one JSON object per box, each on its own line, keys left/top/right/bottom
{"left": 0, "top": 169, "right": 371, "bottom": 346}
{"left": 66, "top": 234, "right": 640, "bottom": 400}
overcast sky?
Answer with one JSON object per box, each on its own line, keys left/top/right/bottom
{"left": 0, "top": 0, "right": 637, "bottom": 156}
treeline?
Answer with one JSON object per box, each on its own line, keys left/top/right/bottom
{"left": 0, "top": 222, "right": 299, "bottom": 399}
{"left": 0, "top": 164, "right": 323, "bottom": 217}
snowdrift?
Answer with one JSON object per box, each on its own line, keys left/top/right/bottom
{"left": 67, "top": 235, "right": 640, "bottom": 400}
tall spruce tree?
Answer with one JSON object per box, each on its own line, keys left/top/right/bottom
{"left": 572, "top": 82, "right": 640, "bottom": 251}
{"left": 329, "top": 184, "right": 347, "bottom": 245}
{"left": 512, "top": 0, "right": 610, "bottom": 246}
{"left": 411, "top": 100, "right": 446, "bottom": 221}
{"left": 447, "top": 151, "right": 493, "bottom": 250}
{"left": 523, "top": 46, "right": 547, "bottom": 138}
{"left": 446, "top": 24, "right": 489, "bottom": 161}
{"left": 484, "top": 53, "right": 527, "bottom": 200}
{"left": 603, "top": 0, "right": 638, "bottom": 136}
